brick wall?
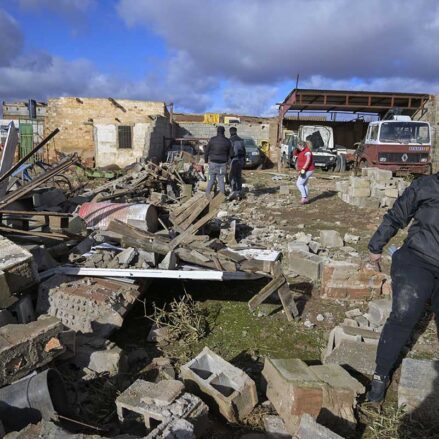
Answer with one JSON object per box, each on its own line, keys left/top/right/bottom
{"left": 44, "top": 97, "right": 168, "bottom": 165}
{"left": 413, "top": 95, "right": 438, "bottom": 172}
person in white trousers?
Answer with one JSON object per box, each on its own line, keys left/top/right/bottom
{"left": 294, "top": 140, "right": 315, "bottom": 204}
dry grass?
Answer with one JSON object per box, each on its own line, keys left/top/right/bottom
{"left": 148, "top": 293, "right": 209, "bottom": 344}
{"left": 360, "top": 403, "right": 439, "bottom": 439}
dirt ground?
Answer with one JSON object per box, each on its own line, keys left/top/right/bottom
{"left": 104, "top": 169, "right": 438, "bottom": 438}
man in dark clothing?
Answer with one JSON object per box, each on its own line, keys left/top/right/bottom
{"left": 367, "top": 172, "right": 439, "bottom": 403}
{"left": 228, "top": 127, "right": 246, "bottom": 200}
{"left": 204, "top": 126, "right": 232, "bottom": 195}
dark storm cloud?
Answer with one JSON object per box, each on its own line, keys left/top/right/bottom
{"left": 117, "top": 0, "right": 439, "bottom": 84}
{"left": 0, "top": 10, "right": 23, "bottom": 66}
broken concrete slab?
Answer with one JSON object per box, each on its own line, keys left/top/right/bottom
{"left": 180, "top": 347, "right": 258, "bottom": 422}
{"left": 116, "top": 379, "right": 208, "bottom": 435}
{"left": 320, "top": 230, "right": 343, "bottom": 248}
{"left": 398, "top": 358, "right": 439, "bottom": 420}
{"left": 138, "top": 249, "right": 159, "bottom": 268}
{"left": 262, "top": 358, "right": 364, "bottom": 435}
{"left": 86, "top": 344, "right": 128, "bottom": 375}
{"left": 117, "top": 247, "right": 137, "bottom": 265}
{"left": 323, "top": 337, "right": 377, "bottom": 376}
{"left": 343, "top": 233, "right": 360, "bottom": 244}
{"left": 288, "top": 241, "right": 310, "bottom": 254}
{"left": 308, "top": 241, "right": 321, "bottom": 254}
{"left": 367, "top": 299, "right": 392, "bottom": 326}
{"left": 37, "top": 275, "right": 141, "bottom": 337}
{"left": 0, "top": 316, "right": 64, "bottom": 386}
{"left": 288, "top": 249, "right": 324, "bottom": 281}
{"left": 294, "top": 414, "right": 344, "bottom": 439}
{"left": 140, "top": 380, "right": 185, "bottom": 406}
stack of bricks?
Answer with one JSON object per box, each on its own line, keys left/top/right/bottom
{"left": 336, "top": 168, "right": 409, "bottom": 208}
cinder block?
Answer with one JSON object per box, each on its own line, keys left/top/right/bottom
{"left": 288, "top": 249, "right": 323, "bottom": 281}
{"left": 349, "top": 187, "right": 371, "bottom": 197}
{"left": 180, "top": 347, "right": 258, "bottom": 422}
{"left": 320, "top": 230, "right": 344, "bottom": 248}
{"left": 37, "top": 275, "right": 141, "bottom": 337}
{"left": 367, "top": 299, "right": 392, "bottom": 326}
{"left": 349, "top": 176, "right": 370, "bottom": 189}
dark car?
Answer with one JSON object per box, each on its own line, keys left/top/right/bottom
{"left": 243, "top": 138, "right": 262, "bottom": 169}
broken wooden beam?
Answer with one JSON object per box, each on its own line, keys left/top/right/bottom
{"left": 248, "top": 274, "right": 286, "bottom": 311}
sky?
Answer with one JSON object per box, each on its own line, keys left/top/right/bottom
{"left": 0, "top": 0, "right": 439, "bottom": 116}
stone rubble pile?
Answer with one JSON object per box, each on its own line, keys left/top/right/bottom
{"left": 336, "top": 168, "right": 409, "bottom": 208}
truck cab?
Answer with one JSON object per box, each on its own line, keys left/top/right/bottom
{"left": 356, "top": 116, "right": 431, "bottom": 175}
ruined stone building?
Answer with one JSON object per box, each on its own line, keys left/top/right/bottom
{"left": 44, "top": 97, "right": 172, "bottom": 167}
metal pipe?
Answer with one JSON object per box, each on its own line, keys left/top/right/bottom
{"left": 0, "top": 369, "right": 70, "bottom": 433}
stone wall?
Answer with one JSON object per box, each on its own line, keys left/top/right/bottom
{"left": 414, "top": 95, "right": 438, "bottom": 172}
{"left": 44, "top": 97, "right": 169, "bottom": 166}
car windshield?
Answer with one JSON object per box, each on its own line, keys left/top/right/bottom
{"left": 379, "top": 122, "right": 430, "bottom": 144}
{"left": 243, "top": 138, "right": 258, "bottom": 149}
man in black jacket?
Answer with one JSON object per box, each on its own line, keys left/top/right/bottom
{"left": 204, "top": 126, "right": 232, "bottom": 195}
{"left": 367, "top": 172, "right": 439, "bottom": 402}
{"left": 228, "top": 127, "right": 246, "bottom": 200}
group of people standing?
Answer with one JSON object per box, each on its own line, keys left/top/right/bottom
{"left": 204, "top": 126, "right": 246, "bottom": 200}
{"left": 204, "top": 126, "right": 316, "bottom": 204}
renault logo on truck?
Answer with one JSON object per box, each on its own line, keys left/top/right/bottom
{"left": 401, "top": 153, "right": 408, "bottom": 162}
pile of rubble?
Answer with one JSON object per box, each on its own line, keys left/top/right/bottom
{"left": 287, "top": 228, "right": 390, "bottom": 300}
{"left": 336, "top": 168, "right": 409, "bottom": 208}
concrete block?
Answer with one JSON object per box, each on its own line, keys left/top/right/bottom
{"left": 116, "top": 379, "right": 208, "bottom": 434}
{"left": 320, "top": 230, "right": 343, "bottom": 248}
{"left": 349, "top": 176, "right": 370, "bottom": 189}
{"left": 398, "top": 358, "right": 439, "bottom": 419}
{"left": 262, "top": 358, "right": 363, "bottom": 435}
{"left": 293, "top": 232, "right": 312, "bottom": 244}
{"left": 349, "top": 187, "right": 370, "bottom": 198}
{"left": 288, "top": 241, "right": 310, "bottom": 253}
{"left": 10, "top": 294, "right": 35, "bottom": 323}
{"left": 180, "top": 347, "right": 258, "bottom": 422}
{"left": 141, "top": 380, "right": 185, "bottom": 406}
{"left": 335, "top": 180, "right": 349, "bottom": 193}
{"left": 288, "top": 249, "right": 323, "bottom": 281}
{"left": 0, "top": 316, "right": 64, "bottom": 386}
{"left": 365, "top": 168, "right": 393, "bottom": 180}
{"left": 308, "top": 241, "right": 321, "bottom": 254}
{"left": 0, "top": 235, "right": 39, "bottom": 299}
{"left": 87, "top": 344, "right": 127, "bottom": 375}
{"left": 159, "top": 251, "right": 177, "bottom": 270}
{"left": 367, "top": 299, "right": 392, "bottom": 326}
{"left": 294, "top": 414, "right": 344, "bottom": 439}
{"left": 264, "top": 415, "right": 290, "bottom": 438}
{"left": 117, "top": 247, "right": 137, "bottom": 265}
{"left": 323, "top": 338, "right": 377, "bottom": 375}
{"left": 37, "top": 275, "right": 141, "bottom": 337}
{"left": 384, "top": 188, "right": 399, "bottom": 198}
{"left": 138, "top": 249, "right": 160, "bottom": 267}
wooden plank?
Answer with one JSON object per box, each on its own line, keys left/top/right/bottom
{"left": 177, "top": 196, "right": 210, "bottom": 230}
{"left": 0, "top": 225, "right": 70, "bottom": 241}
{"left": 121, "top": 236, "right": 170, "bottom": 256}
{"left": 169, "top": 193, "right": 225, "bottom": 250}
{"left": 108, "top": 219, "right": 170, "bottom": 243}
{"left": 278, "top": 283, "right": 299, "bottom": 322}
{"left": 248, "top": 275, "right": 286, "bottom": 311}
{"left": 170, "top": 192, "right": 204, "bottom": 218}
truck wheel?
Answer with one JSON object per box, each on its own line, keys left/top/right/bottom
{"left": 334, "top": 157, "right": 341, "bottom": 172}
{"left": 337, "top": 154, "right": 347, "bottom": 172}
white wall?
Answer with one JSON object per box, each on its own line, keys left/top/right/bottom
{"left": 94, "top": 122, "right": 151, "bottom": 168}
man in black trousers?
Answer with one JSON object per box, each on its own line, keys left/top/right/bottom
{"left": 367, "top": 172, "right": 439, "bottom": 402}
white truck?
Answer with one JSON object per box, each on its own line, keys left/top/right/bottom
{"left": 282, "top": 125, "right": 350, "bottom": 172}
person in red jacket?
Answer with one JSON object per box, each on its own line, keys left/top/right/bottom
{"left": 293, "top": 140, "right": 315, "bottom": 204}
